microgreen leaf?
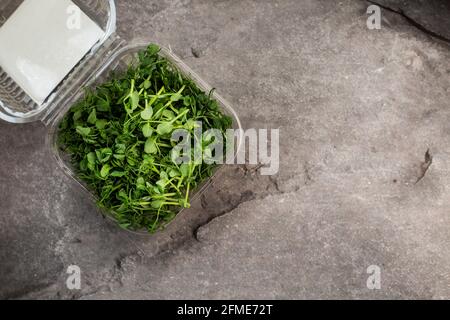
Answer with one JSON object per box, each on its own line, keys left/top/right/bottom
{"left": 169, "top": 168, "right": 179, "bottom": 178}
{"left": 170, "top": 93, "right": 182, "bottom": 102}
{"left": 96, "top": 97, "right": 110, "bottom": 112}
{"left": 111, "top": 171, "right": 126, "bottom": 177}
{"left": 136, "top": 177, "right": 146, "bottom": 190}
{"left": 142, "top": 123, "right": 153, "bottom": 137}
{"left": 162, "top": 110, "right": 175, "bottom": 119}
{"left": 180, "top": 163, "right": 190, "bottom": 177}
{"left": 87, "top": 152, "right": 96, "bottom": 164}
{"left": 144, "top": 138, "right": 157, "bottom": 154}
{"left": 87, "top": 109, "right": 97, "bottom": 124}
{"left": 157, "top": 122, "right": 173, "bottom": 135}
{"left": 95, "top": 119, "right": 108, "bottom": 130}
{"left": 183, "top": 96, "right": 192, "bottom": 106}
{"left": 156, "top": 179, "right": 166, "bottom": 190}
{"left": 130, "top": 91, "right": 140, "bottom": 110}
{"left": 73, "top": 110, "right": 82, "bottom": 122}
{"left": 140, "top": 107, "right": 153, "bottom": 120}
{"left": 76, "top": 126, "right": 91, "bottom": 136}
{"left": 100, "top": 164, "right": 110, "bottom": 178}
{"left": 147, "top": 44, "right": 160, "bottom": 55}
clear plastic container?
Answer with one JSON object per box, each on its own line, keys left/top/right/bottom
{"left": 0, "top": 0, "right": 242, "bottom": 234}
{"left": 0, "top": 0, "right": 119, "bottom": 124}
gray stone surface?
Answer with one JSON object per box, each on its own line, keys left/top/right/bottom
{"left": 1, "top": 0, "right": 450, "bottom": 299}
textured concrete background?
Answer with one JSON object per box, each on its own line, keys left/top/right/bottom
{"left": 1, "top": 0, "right": 450, "bottom": 299}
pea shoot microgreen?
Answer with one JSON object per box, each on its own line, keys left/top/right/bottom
{"left": 58, "top": 44, "right": 232, "bottom": 233}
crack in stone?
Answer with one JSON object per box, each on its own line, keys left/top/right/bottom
{"left": 3, "top": 283, "right": 57, "bottom": 300}
{"left": 193, "top": 190, "right": 256, "bottom": 242}
{"left": 238, "top": 163, "right": 265, "bottom": 176}
{"left": 367, "top": 0, "right": 450, "bottom": 44}
{"left": 303, "top": 162, "right": 313, "bottom": 184}
{"left": 269, "top": 175, "right": 281, "bottom": 192}
{"left": 191, "top": 164, "right": 293, "bottom": 242}
{"left": 192, "top": 174, "right": 293, "bottom": 242}
{"left": 415, "top": 149, "right": 433, "bottom": 184}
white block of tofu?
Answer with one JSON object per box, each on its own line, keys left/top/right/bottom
{"left": 0, "top": 0, "right": 105, "bottom": 105}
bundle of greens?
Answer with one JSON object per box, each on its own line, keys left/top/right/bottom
{"left": 57, "top": 44, "right": 232, "bottom": 233}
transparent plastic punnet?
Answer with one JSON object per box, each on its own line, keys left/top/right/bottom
{"left": 0, "top": 0, "right": 242, "bottom": 234}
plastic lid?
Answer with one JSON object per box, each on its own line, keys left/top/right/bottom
{"left": 0, "top": 0, "right": 117, "bottom": 123}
